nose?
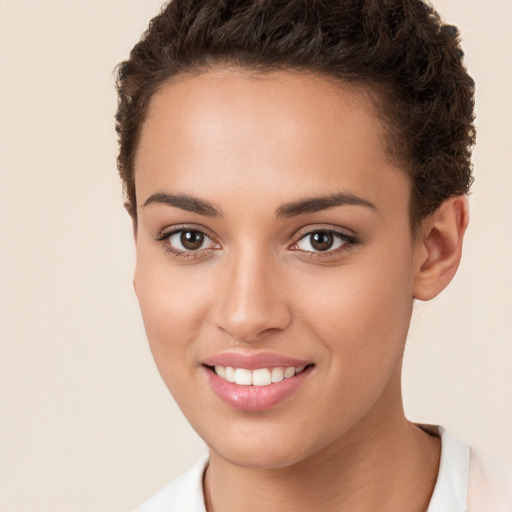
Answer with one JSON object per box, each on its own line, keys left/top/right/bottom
{"left": 212, "top": 246, "right": 292, "bottom": 343}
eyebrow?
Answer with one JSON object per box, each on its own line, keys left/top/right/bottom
{"left": 143, "top": 193, "right": 222, "bottom": 217}
{"left": 275, "top": 192, "right": 376, "bottom": 217}
{"left": 142, "top": 190, "right": 376, "bottom": 218}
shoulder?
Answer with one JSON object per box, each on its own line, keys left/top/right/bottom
{"left": 134, "top": 456, "right": 209, "bottom": 512}
{"left": 468, "top": 448, "right": 512, "bottom": 512}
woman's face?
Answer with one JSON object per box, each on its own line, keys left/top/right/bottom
{"left": 133, "top": 70, "right": 423, "bottom": 469}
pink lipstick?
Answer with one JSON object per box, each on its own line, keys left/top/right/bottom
{"left": 201, "top": 352, "right": 314, "bottom": 412}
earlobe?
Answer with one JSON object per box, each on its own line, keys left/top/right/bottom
{"left": 413, "top": 196, "right": 469, "bottom": 301}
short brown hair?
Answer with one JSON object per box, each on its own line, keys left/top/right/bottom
{"left": 115, "top": 0, "right": 475, "bottom": 226}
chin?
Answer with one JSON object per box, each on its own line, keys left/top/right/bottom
{"left": 201, "top": 419, "right": 333, "bottom": 470}
{"left": 212, "top": 442, "right": 312, "bottom": 470}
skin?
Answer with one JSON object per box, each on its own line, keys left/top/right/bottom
{"left": 132, "top": 69, "right": 468, "bottom": 511}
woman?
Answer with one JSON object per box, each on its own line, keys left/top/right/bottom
{"left": 115, "top": 1, "right": 511, "bottom": 510}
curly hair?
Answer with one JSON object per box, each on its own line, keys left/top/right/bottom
{"left": 115, "top": 0, "right": 475, "bottom": 228}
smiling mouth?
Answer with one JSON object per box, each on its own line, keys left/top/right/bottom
{"left": 205, "top": 364, "right": 312, "bottom": 386}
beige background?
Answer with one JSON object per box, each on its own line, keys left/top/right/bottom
{"left": 0, "top": 1, "right": 511, "bottom": 511}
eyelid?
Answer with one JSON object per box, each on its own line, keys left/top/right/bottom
{"left": 155, "top": 224, "right": 221, "bottom": 258}
{"left": 291, "top": 224, "right": 357, "bottom": 243}
{"left": 288, "top": 225, "right": 359, "bottom": 255}
{"left": 156, "top": 223, "right": 218, "bottom": 241}
{"left": 154, "top": 223, "right": 358, "bottom": 260}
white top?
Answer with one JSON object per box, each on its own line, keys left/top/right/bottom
{"left": 135, "top": 427, "right": 512, "bottom": 512}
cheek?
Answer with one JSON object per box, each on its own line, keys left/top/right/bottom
{"left": 286, "top": 254, "right": 414, "bottom": 436}
{"left": 294, "top": 246, "right": 414, "bottom": 370}
{"left": 133, "top": 255, "right": 212, "bottom": 384}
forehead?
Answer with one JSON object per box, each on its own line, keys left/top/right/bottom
{"left": 135, "top": 69, "right": 409, "bottom": 215}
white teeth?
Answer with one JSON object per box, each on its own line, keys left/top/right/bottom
{"left": 271, "top": 367, "right": 284, "bottom": 383}
{"left": 252, "top": 368, "right": 272, "bottom": 386}
{"left": 284, "top": 367, "right": 295, "bottom": 378}
{"left": 225, "top": 366, "right": 236, "bottom": 383}
{"left": 234, "top": 368, "right": 252, "bottom": 385}
{"left": 213, "top": 364, "right": 308, "bottom": 386}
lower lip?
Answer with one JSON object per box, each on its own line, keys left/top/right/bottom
{"left": 203, "top": 366, "right": 313, "bottom": 412}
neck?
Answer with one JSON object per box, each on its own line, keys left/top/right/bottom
{"left": 204, "top": 400, "right": 440, "bottom": 512}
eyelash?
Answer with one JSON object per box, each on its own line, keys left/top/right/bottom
{"left": 155, "top": 225, "right": 218, "bottom": 260}
{"left": 155, "top": 226, "right": 359, "bottom": 261}
{"left": 291, "top": 228, "right": 359, "bottom": 259}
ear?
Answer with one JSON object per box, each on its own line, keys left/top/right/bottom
{"left": 124, "top": 200, "right": 138, "bottom": 240}
{"left": 413, "top": 195, "right": 469, "bottom": 301}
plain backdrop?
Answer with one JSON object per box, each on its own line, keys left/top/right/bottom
{"left": 0, "top": 1, "right": 511, "bottom": 511}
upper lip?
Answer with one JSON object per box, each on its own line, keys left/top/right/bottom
{"left": 201, "top": 351, "right": 312, "bottom": 370}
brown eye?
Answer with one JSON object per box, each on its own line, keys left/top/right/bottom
{"left": 295, "top": 230, "right": 351, "bottom": 253}
{"left": 309, "top": 231, "right": 334, "bottom": 251}
{"left": 180, "top": 230, "right": 204, "bottom": 250}
{"left": 167, "top": 229, "right": 215, "bottom": 252}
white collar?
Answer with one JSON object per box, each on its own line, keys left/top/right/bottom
{"left": 136, "top": 426, "right": 470, "bottom": 511}
{"left": 136, "top": 455, "right": 208, "bottom": 512}
{"left": 427, "top": 426, "right": 470, "bottom": 512}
